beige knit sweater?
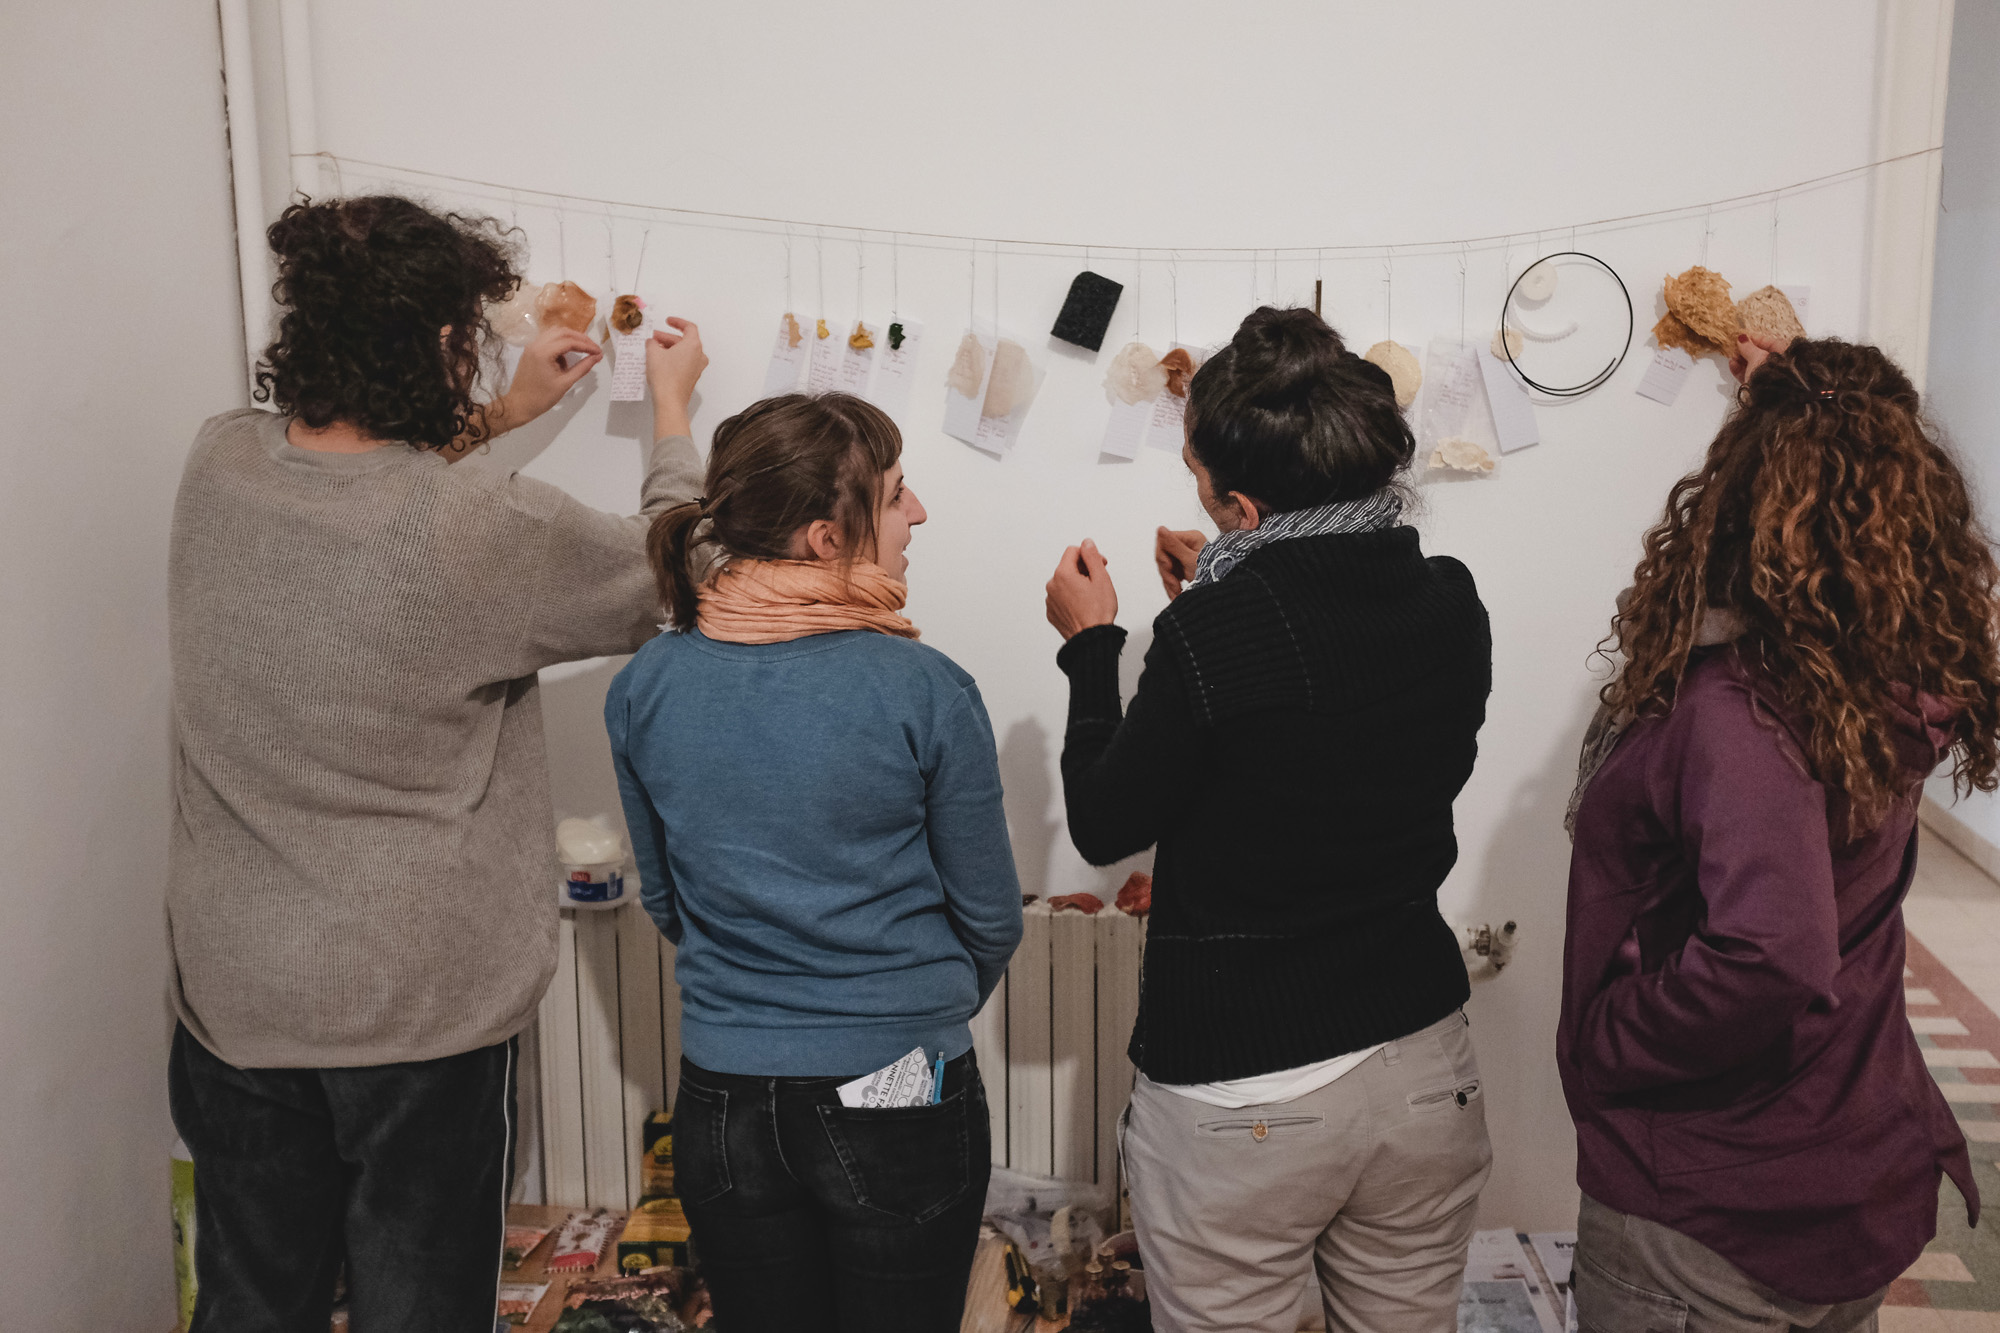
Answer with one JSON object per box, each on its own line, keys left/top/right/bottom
{"left": 167, "top": 408, "right": 700, "bottom": 1067}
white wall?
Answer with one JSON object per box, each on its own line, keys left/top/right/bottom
{"left": 269, "top": 1, "right": 1902, "bottom": 1230}
{"left": 1923, "top": 3, "right": 2000, "bottom": 840}
{"left": 0, "top": 1, "right": 244, "bottom": 1326}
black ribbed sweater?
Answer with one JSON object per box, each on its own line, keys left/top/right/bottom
{"left": 1056, "top": 526, "right": 1491, "bottom": 1084}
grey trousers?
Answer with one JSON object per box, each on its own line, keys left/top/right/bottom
{"left": 1123, "top": 1010, "right": 1493, "bottom": 1333}
{"left": 1574, "top": 1195, "right": 1886, "bottom": 1333}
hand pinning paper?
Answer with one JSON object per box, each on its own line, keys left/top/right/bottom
{"left": 1050, "top": 271, "right": 1125, "bottom": 352}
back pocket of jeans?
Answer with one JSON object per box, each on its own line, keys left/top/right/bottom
{"left": 1571, "top": 1249, "right": 1688, "bottom": 1333}
{"left": 671, "top": 1079, "right": 731, "bottom": 1206}
{"left": 816, "top": 1085, "right": 973, "bottom": 1224}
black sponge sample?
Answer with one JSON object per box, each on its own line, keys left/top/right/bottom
{"left": 1051, "top": 270, "right": 1125, "bottom": 352}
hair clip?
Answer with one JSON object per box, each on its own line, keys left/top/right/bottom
{"left": 1818, "top": 389, "right": 1836, "bottom": 399}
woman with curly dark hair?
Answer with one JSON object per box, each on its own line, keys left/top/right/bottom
{"left": 1561, "top": 333, "right": 1998, "bottom": 1333}
{"left": 166, "top": 195, "right": 708, "bottom": 1331}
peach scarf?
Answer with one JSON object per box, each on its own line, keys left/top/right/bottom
{"left": 696, "top": 559, "right": 919, "bottom": 644}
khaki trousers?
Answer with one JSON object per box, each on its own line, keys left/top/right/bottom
{"left": 1574, "top": 1196, "right": 1886, "bottom": 1333}
{"left": 1122, "top": 1010, "right": 1493, "bottom": 1333}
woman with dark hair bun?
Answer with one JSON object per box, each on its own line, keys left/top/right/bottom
{"left": 166, "top": 195, "right": 708, "bottom": 1329}
{"left": 1045, "top": 306, "right": 1495, "bottom": 1332}
{"left": 1561, "top": 334, "right": 1997, "bottom": 1333}
{"left": 608, "top": 392, "right": 1023, "bottom": 1332}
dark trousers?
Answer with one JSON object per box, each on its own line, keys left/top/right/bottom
{"left": 673, "top": 1050, "right": 991, "bottom": 1332}
{"left": 167, "top": 1023, "right": 517, "bottom": 1333}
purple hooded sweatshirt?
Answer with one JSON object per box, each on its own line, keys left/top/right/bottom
{"left": 1561, "top": 646, "right": 1978, "bottom": 1305}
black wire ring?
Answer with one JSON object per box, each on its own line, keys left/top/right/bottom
{"left": 1498, "top": 251, "right": 1634, "bottom": 398}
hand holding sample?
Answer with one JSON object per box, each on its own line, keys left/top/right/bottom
{"left": 1045, "top": 539, "right": 1118, "bottom": 640}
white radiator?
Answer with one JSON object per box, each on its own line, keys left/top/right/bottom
{"left": 534, "top": 902, "right": 1146, "bottom": 1209}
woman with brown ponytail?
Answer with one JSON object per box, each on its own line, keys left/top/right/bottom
{"left": 1562, "top": 333, "right": 2000, "bottom": 1333}
{"left": 606, "top": 392, "right": 1022, "bottom": 1332}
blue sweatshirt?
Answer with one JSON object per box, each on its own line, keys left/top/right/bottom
{"left": 606, "top": 627, "right": 1023, "bottom": 1077}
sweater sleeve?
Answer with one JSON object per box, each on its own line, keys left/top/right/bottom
{"left": 1056, "top": 623, "right": 1203, "bottom": 866}
{"left": 509, "top": 433, "right": 703, "bottom": 675}
{"left": 1574, "top": 684, "right": 1840, "bottom": 1094}
{"left": 606, "top": 677, "right": 682, "bottom": 946}
{"left": 926, "top": 682, "right": 1024, "bottom": 1005}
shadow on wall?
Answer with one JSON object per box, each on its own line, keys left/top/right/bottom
{"left": 1000, "top": 717, "right": 1059, "bottom": 901}
{"left": 1460, "top": 686, "right": 1602, "bottom": 1230}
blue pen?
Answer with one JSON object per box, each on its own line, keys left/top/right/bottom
{"left": 931, "top": 1052, "right": 947, "bottom": 1104}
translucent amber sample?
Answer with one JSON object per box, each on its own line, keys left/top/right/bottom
{"left": 1159, "top": 347, "right": 1197, "bottom": 398}
{"left": 782, "top": 313, "right": 803, "bottom": 349}
{"left": 848, "top": 321, "right": 875, "bottom": 350}
{"left": 488, "top": 285, "right": 539, "bottom": 347}
{"left": 816, "top": 318, "right": 830, "bottom": 340}
{"left": 533, "top": 281, "right": 599, "bottom": 335}
{"left": 608, "top": 294, "right": 645, "bottom": 335}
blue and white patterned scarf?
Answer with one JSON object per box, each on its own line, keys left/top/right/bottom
{"left": 1189, "top": 489, "right": 1404, "bottom": 588}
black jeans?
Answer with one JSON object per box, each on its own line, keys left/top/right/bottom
{"left": 674, "top": 1050, "right": 991, "bottom": 1332}
{"left": 167, "top": 1023, "right": 516, "bottom": 1333}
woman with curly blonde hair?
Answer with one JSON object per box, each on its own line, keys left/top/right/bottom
{"left": 1560, "top": 333, "right": 1999, "bottom": 1333}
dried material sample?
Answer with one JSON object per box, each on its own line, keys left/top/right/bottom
{"left": 888, "top": 321, "right": 907, "bottom": 350}
{"left": 816, "top": 318, "right": 830, "bottom": 340}
{"left": 1159, "top": 347, "right": 1197, "bottom": 398}
{"left": 781, "top": 313, "right": 804, "bottom": 349}
{"left": 1515, "top": 262, "right": 1559, "bottom": 302}
{"left": 1104, "top": 341, "right": 1167, "bottom": 405}
{"left": 488, "top": 285, "right": 539, "bottom": 347}
{"left": 1662, "top": 266, "right": 1736, "bottom": 352}
{"left": 608, "top": 294, "right": 645, "bottom": 335}
{"left": 1735, "top": 285, "right": 1805, "bottom": 343}
{"left": 1429, "top": 436, "right": 1496, "bottom": 473}
{"left": 1365, "top": 340, "right": 1423, "bottom": 408}
{"left": 533, "top": 281, "right": 599, "bottom": 335}
{"left": 981, "top": 339, "right": 1035, "bottom": 418}
{"left": 1048, "top": 892, "right": 1104, "bottom": 915}
{"left": 1115, "top": 871, "right": 1152, "bottom": 917}
{"left": 1491, "top": 326, "right": 1524, "bottom": 361}
{"left": 1651, "top": 310, "right": 1712, "bottom": 358}
{"left": 847, "top": 321, "right": 875, "bottom": 350}
{"left": 1050, "top": 270, "right": 1125, "bottom": 352}
{"left": 946, "top": 332, "right": 987, "bottom": 398}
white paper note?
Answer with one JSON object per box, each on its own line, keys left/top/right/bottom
{"left": 1780, "top": 284, "right": 1812, "bottom": 330}
{"left": 1100, "top": 399, "right": 1152, "bottom": 460}
{"left": 805, "top": 317, "right": 841, "bottom": 394}
{"left": 867, "top": 319, "right": 923, "bottom": 425}
{"left": 1144, "top": 343, "right": 1201, "bottom": 451}
{"left": 1477, "top": 347, "right": 1541, "bottom": 453}
{"left": 1635, "top": 346, "right": 1696, "bottom": 406}
{"left": 608, "top": 328, "right": 648, "bottom": 402}
{"left": 836, "top": 1046, "right": 932, "bottom": 1109}
{"left": 837, "top": 320, "right": 879, "bottom": 397}
{"left": 1464, "top": 1231, "right": 1561, "bottom": 1333}
{"left": 942, "top": 330, "right": 997, "bottom": 445}
{"left": 763, "top": 313, "right": 809, "bottom": 397}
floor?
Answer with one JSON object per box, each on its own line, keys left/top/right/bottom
{"left": 1878, "top": 827, "right": 2000, "bottom": 1331}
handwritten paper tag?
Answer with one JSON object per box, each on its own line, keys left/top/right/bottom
{"left": 866, "top": 319, "right": 923, "bottom": 425}
{"left": 763, "top": 313, "right": 809, "bottom": 397}
{"left": 1477, "top": 345, "right": 1541, "bottom": 453}
{"left": 837, "top": 320, "right": 879, "bottom": 396}
{"left": 805, "top": 318, "right": 842, "bottom": 394}
{"left": 608, "top": 328, "right": 649, "bottom": 402}
{"left": 1144, "top": 343, "right": 1200, "bottom": 451}
{"left": 1634, "top": 346, "right": 1695, "bottom": 406}
{"left": 1100, "top": 399, "right": 1152, "bottom": 460}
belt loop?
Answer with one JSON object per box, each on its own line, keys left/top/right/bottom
{"left": 1382, "top": 1041, "right": 1401, "bottom": 1066}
